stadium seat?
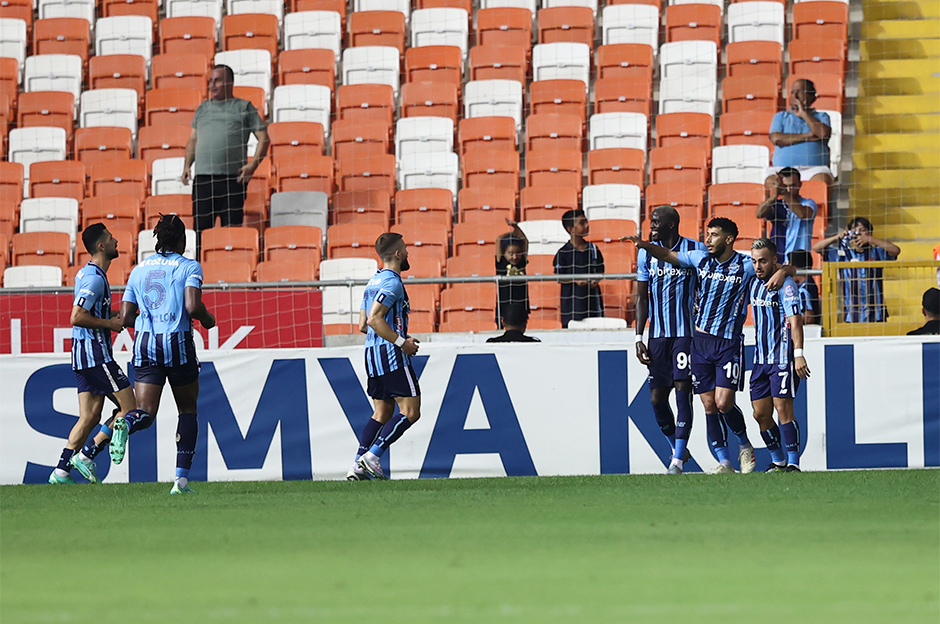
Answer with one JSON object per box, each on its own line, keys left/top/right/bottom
{"left": 268, "top": 123, "right": 325, "bottom": 167}
{"left": 395, "top": 116, "right": 454, "bottom": 157}
{"left": 595, "top": 43, "right": 654, "bottom": 82}
{"left": 326, "top": 222, "right": 387, "bottom": 259}
{"left": 537, "top": 6, "right": 594, "bottom": 48}
{"left": 0, "top": 0, "right": 32, "bottom": 31}
{"left": 527, "top": 279, "right": 561, "bottom": 328}
{"left": 725, "top": 41, "right": 782, "bottom": 84}
{"left": 462, "top": 150, "right": 520, "bottom": 195}
{"left": 332, "top": 191, "right": 392, "bottom": 225}
{"left": 526, "top": 254, "right": 555, "bottom": 277}
{"left": 138, "top": 125, "right": 191, "bottom": 172}
{"left": 19, "top": 197, "right": 79, "bottom": 250}
{"left": 12, "top": 230, "right": 71, "bottom": 270}
{"left": 8, "top": 127, "right": 67, "bottom": 193}
{"left": 151, "top": 157, "right": 192, "bottom": 196}
{"left": 786, "top": 73, "right": 844, "bottom": 113}
{"left": 87, "top": 54, "right": 147, "bottom": 114}
{"left": 655, "top": 111, "right": 713, "bottom": 153}
{"left": 275, "top": 153, "right": 334, "bottom": 194}
{"left": 457, "top": 187, "right": 516, "bottom": 224}
{"left": 464, "top": 79, "right": 524, "bottom": 129}
{"left": 405, "top": 45, "right": 463, "bottom": 87}
{"left": 269, "top": 190, "right": 328, "bottom": 229}
{"left": 153, "top": 53, "right": 210, "bottom": 91}
{"left": 582, "top": 183, "right": 641, "bottom": 228}
{"left": 277, "top": 49, "right": 336, "bottom": 90}
{"left": 398, "top": 152, "right": 460, "bottom": 195}
{"left": 330, "top": 119, "right": 387, "bottom": 162}
{"left": 712, "top": 145, "right": 771, "bottom": 185}
{"left": 440, "top": 283, "right": 498, "bottom": 333}
{"left": 74, "top": 127, "right": 133, "bottom": 170}
{"left": 400, "top": 81, "right": 459, "bottom": 122}
{"left": 354, "top": 0, "right": 410, "bottom": 19}
{"left": 321, "top": 255, "right": 376, "bottom": 332}
{"left": 67, "top": 254, "right": 131, "bottom": 286}
{"left": 95, "top": 16, "right": 153, "bottom": 66}
{"left": 721, "top": 75, "right": 781, "bottom": 114}
{"left": 336, "top": 154, "right": 396, "bottom": 195}
{"left": 457, "top": 116, "right": 517, "bottom": 157}
{"left": 256, "top": 259, "right": 318, "bottom": 282}
{"left": 202, "top": 259, "right": 254, "bottom": 284}
{"left": 520, "top": 186, "right": 579, "bottom": 221}
{"left": 707, "top": 183, "right": 766, "bottom": 241}
{"left": 664, "top": 4, "right": 721, "bottom": 47}
{"left": 144, "top": 87, "right": 204, "bottom": 129}
{"left": 658, "top": 76, "right": 717, "bottom": 116}
{"left": 411, "top": 8, "right": 469, "bottom": 57}
{"left": 475, "top": 7, "right": 532, "bottom": 51}
{"left": 200, "top": 226, "right": 260, "bottom": 269}
{"left": 341, "top": 46, "right": 400, "bottom": 95}
{"left": 391, "top": 220, "right": 449, "bottom": 270}
{"left": 16, "top": 91, "right": 74, "bottom": 138}
{"left": 529, "top": 79, "right": 587, "bottom": 122}
{"left": 593, "top": 76, "right": 653, "bottom": 116}
{"left": 396, "top": 189, "right": 453, "bottom": 229}
{"left": 291, "top": 0, "right": 346, "bottom": 29}
{"left": 166, "top": 0, "right": 224, "bottom": 27}
{"left": 589, "top": 112, "right": 648, "bottom": 152}
{"left": 0, "top": 18, "right": 27, "bottom": 82}
{"left": 659, "top": 41, "right": 718, "bottom": 81}
{"left": 3, "top": 265, "right": 63, "bottom": 287}
{"left": 525, "top": 148, "right": 583, "bottom": 192}
{"left": 349, "top": 11, "right": 406, "bottom": 54}
{"left": 144, "top": 194, "right": 193, "bottom": 229}
{"left": 468, "top": 45, "right": 527, "bottom": 84}
{"left": 336, "top": 84, "right": 395, "bottom": 126}
{"left": 453, "top": 220, "right": 502, "bottom": 257}
{"left": 77, "top": 89, "right": 137, "bottom": 139}
{"left": 271, "top": 84, "right": 332, "bottom": 135}
{"left": 525, "top": 113, "right": 582, "bottom": 153}
{"left": 404, "top": 282, "right": 439, "bottom": 333}
{"left": 215, "top": 49, "right": 273, "bottom": 100}
{"left": 81, "top": 194, "right": 142, "bottom": 237}
{"left": 0, "top": 56, "right": 17, "bottom": 106}
{"left": 644, "top": 182, "right": 704, "bottom": 239}
{"left": 446, "top": 253, "right": 491, "bottom": 278}
{"left": 0, "top": 160, "right": 24, "bottom": 206}
{"left": 24, "top": 54, "right": 82, "bottom": 106}
{"left": 222, "top": 13, "right": 279, "bottom": 58}
{"left": 601, "top": 4, "right": 658, "bottom": 49}
{"left": 28, "top": 161, "right": 84, "bottom": 201}
{"left": 649, "top": 145, "right": 709, "bottom": 188}
{"left": 587, "top": 148, "right": 644, "bottom": 187}
{"left": 88, "top": 159, "right": 148, "bottom": 201}
{"left": 283, "top": 10, "right": 342, "bottom": 61}
{"left": 720, "top": 110, "right": 777, "bottom": 153}
{"left": 32, "top": 18, "right": 90, "bottom": 63}
{"left": 159, "top": 16, "right": 217, "bottom": 61}
{"left": 788, "top": 39, "right": 847, "bottom": 78}
{"left": 792, "top": 1, "right": 849, "bottom": 44}
{"left": 727, "top": 2, "right": 785, "bottom": 45}
{"left": 518, "top": 219, "right": 568, "bottom": 255}
{"left": 137, "top": 227, "right": 197, "bottom": 261}
{"left": 532, "top": 42, "right": 591, "bottom": 86}
{"left": 101, "top": 0, "right": 158, "bottom": 21}
{"left": 822, "top": 108, "right": 843, "bottom": 178}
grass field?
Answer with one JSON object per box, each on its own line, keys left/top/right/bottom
{"left": 1, "top": 470, "right": 937, "bottom": 624}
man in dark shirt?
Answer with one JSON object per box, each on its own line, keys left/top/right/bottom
{"left": 554, "top": 209, "right": 605, "bottom": 328}
{"left": 908, "top": 288, "right": 940, "bottom": 336}
{"left": 486, "top": 304, "right": 541, "bottom": 343}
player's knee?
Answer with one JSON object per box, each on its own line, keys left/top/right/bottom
{"left": 716, "top": 397, "right": 735, "bottom": 413}
{"left": 403, "top": 410, "right": 420, "bottom": 423}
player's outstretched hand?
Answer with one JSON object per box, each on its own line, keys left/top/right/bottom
{"left": 619, "top": 235, "right": 642, "bottom": 245}
{"left": 403, "top": 336, "right": 419, "bottom": 356}
{"left": 635, "top": 341, "right": 651, "bottom": 365}
{"left": 795, "top": 356, "right": 810, "bottom": 379}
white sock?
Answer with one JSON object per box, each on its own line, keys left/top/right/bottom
{"left": 670, "top": 458, "right": 684, "bottom": 469}
{"left": 54, "top": 468, "right": 70, "bottom": 478}
{"left": 79, "top": 452, "right": 93, "bottom": 463}
{"left": 175, "top": 477, "right": 188, "bottom": 488}
{"left": 363, "top": 451, "right": 380, "bottom": 463}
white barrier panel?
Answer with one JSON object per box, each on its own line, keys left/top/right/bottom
{"left": 1, "top": 337, "right": 937, "bottom": 484}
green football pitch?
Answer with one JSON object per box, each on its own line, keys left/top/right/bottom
{"left": 2, "top": 470, "right": 937, "bottom": 624}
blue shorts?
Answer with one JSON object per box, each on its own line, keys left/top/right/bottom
{"left": 749, "top": 361, "right": 800, "bottom": 401}
{"left": 75, "top": 360, "right": 131, "bottom": 395}
{"left": 691, "top": 332, "right": 744, "bottom": 394}
{"left": 367, "top": 364, "right": 421, "bottom": 401}
{"left": 135, "top": 359, "right": 200, "bottom": 388}
{"left": 646, "top": 336, "right": 693, "bottom": 389}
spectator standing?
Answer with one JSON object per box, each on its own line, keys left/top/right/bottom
{"left": 486, "top": 304, "right": 541, "bottom": 343}
{"left": 757, "top": 167, "right": 817, "bottom": 263}
{"left": 908, "top": 288, "right": 940, "bottom": 335}
{"left": 788, "top": 250, "right": 820, "bottom": 325}
{"left": 766, "top": 79, "right": 833, "bottom": 187}
{"left": 495, "top": 219, "right": 529, "bottom": 328}
{"left": 554, "top": 209, "right": 605, "bottom": 328}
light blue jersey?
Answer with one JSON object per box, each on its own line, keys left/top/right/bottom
{"left": 71, "top": 262, "right": 114, "bottom": 370}
{"left": 361, "top": 269, "right": 410, "bottom": 377}
{"left": 766, "top": 196, "right": 818, "bottom": 261}
{"left": 750, "top": 276, "right": 803, "bottom": 365}
{"left": 770, "top": 110, "right": 831, "bottom": 167}
{"left": 123, "top": 252, "right": 203, "bottom": 367}
{"left": 637, "top": 237, "right": 707, "bottom": 338}
{"left": 677, "top": 250, "right": 756, "bottom": 340}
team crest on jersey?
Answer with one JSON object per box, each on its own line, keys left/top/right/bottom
{"left": 784, "top": 284, "right": 797, "bottom": 297}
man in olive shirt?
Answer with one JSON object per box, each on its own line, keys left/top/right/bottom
{"left": 182, "top": 65, "right": 269, "bottom": 237}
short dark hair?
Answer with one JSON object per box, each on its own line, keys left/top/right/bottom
{"left": 788, "top": 249, "right": 813, "bottom": 269}
{"left": 502, "top": 303, "right": 529, "bottom": 327}
{"left": 212, "top": 64, "right": 235, "bottom": 82}
{"left": 707, "top": 217, "right": 738, "bottom": 240}
{"left": 562, "top": 209, "right": 585, "bottom": 232}
{"left": 375, "top": 232, "right": 404, "bottom": 261}
{"left": 801, "top": 78, "right": 817, "bottom": 101}
{"left": 848, "top": 216, "right": 874, "bottom": 232}
{"left": 778, "top": 167, "right": 801, "bottom": 180}
{"left": 82, "top": 223, "right": 109, "bottom": 255}
{"left": 751, "top": 237, "right": 777, "bottom": 257}
{"left": 923, "top": 288, "right": 940, "bottom": 316}
{"left": 154, "top": 213, "right": 186, "bottom": 254}
{"left": 652, "top": 205, "right": 680, "bottom": 227}
{"left": 501, "top": 235, "right": 525, "bottom": 251}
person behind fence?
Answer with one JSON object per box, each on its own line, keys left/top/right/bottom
{"left": 766, "top": 78, "right": 833, "bottom": 187}
{"left": 757, "top": 167, "right": 817, "bottom": 263}
{"left": 813, "top": 217, "right": 901, "bottom": 323}
{"left": 908, "top": 288, "right": 939, "bottom": 336}
{"left": 495, "top": 219, "right": 529, "bottom": 328}
{"left": 182, "top": 64, "right": 270, "bottom": 240}
{"left": 554, "top": 209, "right": 605, "bottom": 328}
{"left": 486, "top": 303, "right": 541, "bottom": 343}
{"left": 788, "top": 250, "right": 820, "bottom": 325}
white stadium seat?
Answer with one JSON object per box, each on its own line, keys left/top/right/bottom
{"left": 398, "top": 152, "right": 460, "bottom": 194}
{"left": 712, "top": 145, "right": 771, "bottom": 185}
{"left": 272, "top": 84, "right": 332, "bottom": 136}
{"left": 138, "top": 229, "right": 196, "bottom": 261}
{"left": 582, "top": 184, "right": 642, "bottom": 231}
{"left": 8, "top": 127, "right": 68, "bottom": 195}
{"left": 532, "top": 42, "right": 591, "bottom": 87}
{"left": 227, "top": 0, "right": 284, "bottom": 22}
{"left": 0, "top": 18, "right": 27, "bottom": 80}
{"left": 542, "top": 0, "right": 598, "bottom": 16}
{"left": 151, "top": 158, "right": 192, "bottom": 196}
{"left": 270, "top": 191, "right": 329, "bottom": 232}
{"left": 518, "top": 220, "right": 569, "bottom": 255}
{"left": 166, "top": 0, "right": 224, "bottom": 29}
{"left": 354, "top": 0, "right": 410, "bottom": 22}
{"left": 341, "top": 46, "right": 401, "bottom": 95}
{"left": 23, "top": 54, "right": 83, "bottom": 114}
{"left": 19, "top": 197, "right": 80, "bottom": 250}
{"left": 567, "top": 317, "right": 628, "bottom": 329}
{"left": 320, "top": 257, "right": 378, "bottom": 326}
{"left": 589, "top": 112, "right": 648, "bottom": 152}
{"left": 602, "top": 4, "right": 659, "bottom": 50}
{"left": 395, "top": 117, "right": 455, "bottom": 158}
{"left": 668, "top": 0, "right": 723, "bottom": 13}
{"left": 658, "top": 76, "right": 717, "bottom": 116}
{"left": 38, "top": 0, "right": 95, "bottom": 25}
{"left": 215, "top": 50, "right": 273, "bottom": 101}
{"left": 411, "top": 8, "right": 470, "bottom": 58}
{"left": 3, "top": 265, "right": 64, "bottom": 288}
{"left": 821, "top": 109, "right": 842, "bottom": 178}
{"left": 658, "top": 41, "right": 717, "bottom": 80}
{"left": 463, "top": 79, "right": 524, "bottom": 130}
{"left": 283, "top": 11, "right": 342, "bottom": 61}
{"left": 727, "top": 2, "right": 785, "bottom": 45}
{"left": 80, "top": 88, "right": 139, "bottom": 137}
{"left": 95, "top": 16, "right": 154, "bottom": 68}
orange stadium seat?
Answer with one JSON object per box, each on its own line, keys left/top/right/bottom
{"left": 458, "top": 117, "right": 516, "bottom": 157}
{"left": 256, "top": 259, "right": 318, "bottom": 282}
{"left": 404, "top": 282, "right": 440, "bottom": 333}
{"left": 786, "top": 74, "right": 844, "bottom": 112}
{"left": 416, "top": 0, "right": 471, "bottom": 9}
{"left": 29, "top": 161, "right": 85, "bottom": 201}
{"left": 708, "top": 183, "right": 766, "bottom": 240}
{"left": 88, "top": 160, "right": 149, "bottom": 202}
{"left": 202, "top": 259, "right": 255, "bottom": 284}
{"left": 655, "top": 112, "right": 714, "bottom": 153}
{"left": 788, "top": 39, "right": 847, "bottom": 78}
{"left": 152, "top": 53, "right": 210, "bottom": 92}
{"left": 275, "top": 153, "right": 333, "bottom": 194}
{"left": 222, "top": 13, "right": 279, "bottom": 58}
{"left": 400, "top": 81, "right": 460, "bottom": 122}
{"left": 16, "top": 91, "right": 74, "bottom": 137}
{"left": 144, "top": 195, "right": 193, "bottom": 229}
{"left": 725, "top": 41, "right": 782, "bottom": 84}
{"left": 264, "top": 225, "right": 323, "bottom": 264}
{"left": 593, "top": 76, "right": 652, "bottom": 116}
{"left": 12, "top": 231, "right": 71, "bottom": 271}
{"left": 476, "top": 8, "right": 532, "bottom": 52}
{"left": 462, "top": 150, "right": 520, "bottom": 195}
{"left": 0, "top": 0, "right": 32, "bottom": 30}
{"left": 720, "top": 110, "right": 777, "bottom": 153}
{"left": 349, "top": 11, "right": 406, "bottom": 54}
{"left": 0, "top": 92, "right": 8, "bottom": 144}
{"left": 527, "top": 280, "right": 562, "bottom": 328}
{"left": 0, "top": 208, "right": 16, "bottom": 243}
{"left": 292, "top": 0, "right": 346, "bottom": 28}
{"left": 595, "top": 44, "right": 655, "bottom": 82}
{"left": 82, "top": 195, "right": 142, "bottom": 237}
{"left": 67, "top": 256, "right": 131, "bottom": 286}
{"left": 332, "top": 190, "right": 392, "bottom": 225}
{"left": 722, "top": 75, "right": 782, "bottom": 114}
{"left": 1, "top": 161, "right": 24, "bottom": 210}
{"left": 396, "top": 189, "right": 454, "bottom": 230}
{"left": 529, "top": 79, "right": 587, "bottom": 122}
{"left": 599, "top": 278, "right": 633, "bottom": 323}
{"left": 74, "top": 230, "right": 135, "bottom": 267}
{"left": 665, "top": 4, "right": 722, "bottom": 47}
{"left": 468, "top": 45, "right": 527, "bottom": 84}
{"left": 526, "top": 254, "right": 554, "bottom": 277}
{"left": 452, "top": 220, "right": 502, "bottom": 258}
{"left": 526, "top": 113, "right": 582, "bottom": 153}
{"left": 269, "top": 121, "right": 326, "bottom": 160}
{"left": 526, "top": 149, "right": 583, "bottom": 192}
{"left": 537, "top": 7, "right": 594, "bottom": 49}
{"left": 33, "top": 18, "right": 90, "bottom": 63}
{"left": 326, "top": 222, "right": 387, "bottom": 259}
{"left": 200, "top": 226, "right": 260, "bottom": 269}
{"left": 587, "top": 148, "right": 645, "bottom": 187}
{"left": 440, "top": 283, "right": 498, "bottom": 333}
{"left": 89, "top": 55, "right": 147, "bottom": 108}
{"left": 792, "top": 2, "right": 849, "bottom": 44}
{"left": 405, "top": 46, "right": 463, "bottom": 88}
{"left": 0, "top": 233, "right": 7, "bottom": 275}
{"left": 102, "top": 0, "right": 158, "bottom": 20}
{"left": 588, "top": 221, "right": 638, "bottom": 258}
{"left": 160, "top": 16, "right": 217, "bottom": 61}
{"left": 278, "top": 49, "right": 336, "bottom": 89}
{"left": 520, "top": 186, "right": 579, "bottom": 221}
{"left": 644, "top": 182, "right": 705, "bottom": 240}
{"left": 145, "top": 87, "right": 203, "bottom": 127}
{"left": 335, "top": 155, "right": 396, "bottom": 195}
{"left": 336, "top": 84, "right": 395, "bottom": 127}
{"left": 232, "top": 86, "right": 266, "bottom": 119}
{"left": 391, "top": 221, "right": 449, "bottom": 270}
{"left": 75, "top": 127, "right": 133, "bottom": 168}
{"left": 331, "top": 119, "right": 388, "bottom": 161}
{"left": 138, "top": 125, "right": 192, "bottom": 171}
{"left": 0, "top": 58, "right": 17, "bottom": 112}
{"left": 446, "top": 253, "right": 492, "bottom": 277}
{"left": 457, "top": 187, "right": 516, "bottom": 224}
{"left": 649, "top": 145, "right": 709, "bottom": 188}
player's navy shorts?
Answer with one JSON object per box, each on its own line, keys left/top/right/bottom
{"left": 749, "top": 361, "right": 799, "bottom": 401}
{"left": 646, "top": 336, "right": 693, "bottom": 388}
{"left": 367, "top": 364, "right": 421, "bottom": 401}
{"left": 75, "top": 360, "right": 131, "bottom": 395}
{"left": 691, "top": 331, "right": 744, "bottom": 394}
{"left": 133, "top": 337, "right": 200, "bottom": 388}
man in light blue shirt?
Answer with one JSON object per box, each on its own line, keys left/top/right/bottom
{"left": 757, "top": 167, "right": 817, "bottom": 263}
{"left": 766, "top": 79, "right": 833, "bottom": 186}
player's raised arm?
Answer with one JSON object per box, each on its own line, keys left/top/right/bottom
{"left": 620, "top": 236, "right": 682, "bottom": 266}
{"left": 765, "top": 264, "right": 798, "bottom": 291}
{"left": 185, "top": 286, "right": 216, "bottom": 329}
{"left": 367, "top": 300, "right": 419, "bottom": 355}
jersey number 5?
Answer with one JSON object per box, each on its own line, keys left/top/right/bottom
{"left": 143, "top": 270, "right": 167, "bottom": 309}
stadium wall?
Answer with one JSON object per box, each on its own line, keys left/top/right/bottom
{"left": 1, "top": 338, "right": 937, "bottom": 485}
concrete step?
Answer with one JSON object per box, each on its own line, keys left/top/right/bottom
{"left": 859, "top": 76, "right": 940, "bottom": 96}
{"left": 854, "top": 133, "right": 940, "bottom": 153}
{"left": 861, "top": 19, "right": 940, "bottom": 39}
{"left": 851, "top": 186, "right": 940, "bottom": 209}
{"left": 879, "top": 221, "right": 940, "bottom": 240}
{"left": 856, "top": 94, "right": 940, "bottom": 114}
{"left": 861, "top": 38, "right": 940, "bottom": 60}
{"left": 853, "top": 150, "right": 940, "bottom": 168}
{"left": 856, "top": 113, "right": 940, "bottom": 133}
{"left": 853, "top": 168, "right": 940, "bottom": 188}
{"left": 862, "top": 0, "right": 940, "bottom": 20}
{"left": 858, "top": 59, "right": 940, "bottom": 79}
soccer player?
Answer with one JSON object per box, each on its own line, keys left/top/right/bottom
{"left": 49, "top": 224, "right": 136, "bottom": 484}
{"left": 633, "top": 206, "right": 706, "bottom": 474}
{"left": 116, "top": 214, "right": 216, "bottom": 494}
{"left": 748, "top": 239, "right": 811, "bottom": 472}
{"left": 348, "top": 233, "right": 421, "bottom": 481}
{"left": 626, "top": 218, "right": 796, "bottom": 473}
